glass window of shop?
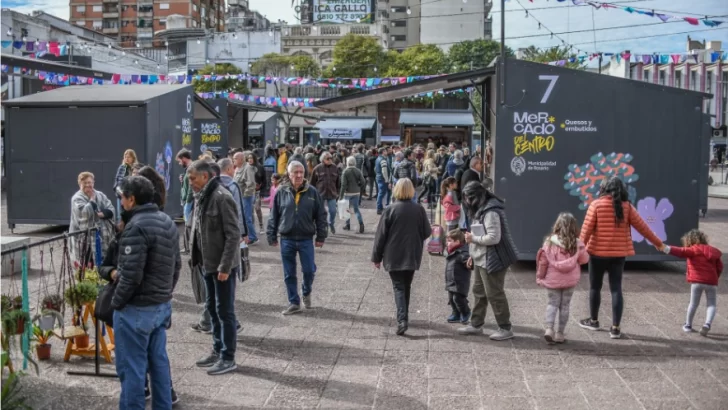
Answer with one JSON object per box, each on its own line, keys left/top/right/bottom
{"left": 287, "top": 127, "right": 300, "bottom": 145}
{"left": 303, "top": 128, "right": 319, "bottom": 146}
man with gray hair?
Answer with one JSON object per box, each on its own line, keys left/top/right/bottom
{"left": 310, "top": 151, "right": 341, "bottom": 233}
{"left": 267, "top": 161, "right": 328, "bottom": 315}
{"left": 188, "top": 160, "right": 241, "bottom": 375}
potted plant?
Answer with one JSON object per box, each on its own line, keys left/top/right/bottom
{"left": 2, "top": 309, "right": 30, "bottom": 335}
{"left": 37, "top": 294, "right": 63, "bottom": 331}
{"left": 32, "top": 325, "right": 53, "bottom": 360}
{"left": 64, "top": 282, "right": 98, "bottom": 349}
{"left": 1, "top": 295, "right": 11, "bottom": 312}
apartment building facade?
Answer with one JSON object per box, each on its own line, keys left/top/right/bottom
{"left": 69, "top": 0, "right": 225, "bottom": 48}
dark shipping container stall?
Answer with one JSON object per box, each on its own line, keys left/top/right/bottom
{"left": 4, "top": 84, "right": 220, "bottom": 228}
{"left": 494, "top": 59, "right": 710, "bottom": 261}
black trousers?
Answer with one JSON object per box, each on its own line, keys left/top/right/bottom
{"left": 367, "top": 177, "right": 377, "bottom": 198}
{"left": 448, "top": 291, "right": 470, "bottom": 316}
{"left": 588, "top": 256, "right": 626, "bottom": 326}
{"left": 389, "top": 270, "right": 415, "bottom": 323}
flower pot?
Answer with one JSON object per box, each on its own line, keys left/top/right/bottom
{"left": 38, "top": 314, "right": 55, "bottom": 331}
{"left": 15, "top": 317, "right": 25, "bottom": 335}
{"left": 36, "top": 344, "right": 51, "bottom": 360}
{"left": 74, "top": 334, "right": 90, "bottom": 349}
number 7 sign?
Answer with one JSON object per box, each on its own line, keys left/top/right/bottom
{"left": 538, "top": 75, "right": 559, "bottom": 103}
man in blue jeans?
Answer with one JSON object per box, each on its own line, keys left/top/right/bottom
{"left": 112, "top": 176, "right": 181, "bottom": 410}
{"left": 188, "top": 160, "right": 241, "bottom": 376}
{"left": 375, "top": 147, "right": 391, "bottom": 215}
{"left": 267, "top": 161, "right": 328, "bottom": 315}
{"left": 310, "top": 151, "right": 341, "bottom": 234}
{"left": 176, "top": 149, "right": 194, "bottom": 253}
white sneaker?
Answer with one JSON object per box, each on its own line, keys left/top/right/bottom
{"left": 457, "top": 325, "right": 484, "bottom": 335}
{"left": 489, "top": 328, "right": 514, "bottom": 341}
{"left": 544, "top": 328, "right": 555, "bottom": 344}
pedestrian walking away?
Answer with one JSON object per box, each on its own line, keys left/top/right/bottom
{"left": 267, "top": 161, "right": 328, "bottom": 315}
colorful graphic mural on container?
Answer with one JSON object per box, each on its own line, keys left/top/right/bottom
{"left": 155, "top": 141, "right": 173, "bottom": 191}
{"left": 563, "top": 152, "right": 639, "bottom": 210}
{"left": 564, "top": 152, "right": 674, "bottom": 244}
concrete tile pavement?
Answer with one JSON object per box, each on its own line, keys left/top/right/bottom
{"left": 2, "top": 195, "right": 728, "bottom": 409}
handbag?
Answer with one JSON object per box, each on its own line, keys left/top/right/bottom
{"left": 94, "top": 281, "right": 117, "bottom": 327}
{"left": 239, "top": 244, "right": 251, "bottom": 282}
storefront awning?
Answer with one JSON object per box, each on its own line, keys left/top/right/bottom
{"left": 399, "top": 109, "right": 475, "bottom": 127}
{"left": 314, "top": 67, "right": 495, "bottom": 112}
{"left": 248, "top": 123, "right": 263, "bottom": 137}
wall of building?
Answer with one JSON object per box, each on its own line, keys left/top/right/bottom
{"left": 420, "top": 0, "right": 491, "bottom": 52}
{"left": 183, "top": 30, "right": 282, "bottom": 72}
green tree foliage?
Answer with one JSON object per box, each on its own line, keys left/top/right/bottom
{"left": 251, "top": 53, "right": 293, "bottom": 77}
{"left": 448, "top": 39, "right": 514, "bottom": 72}
{"left": 193, "top": 63, "right": 249, "bottom": 94}
{"left": 323, "top": 34, "right": 386, "bottom": 78}
{"left": 386, "top": 44, "right": 448, "bottom": 76}
{"left": 289, "top": 54, "right": 321, "bottom": 78}
{"left": 521, "top": 46, "right": 584, "bottom": 69}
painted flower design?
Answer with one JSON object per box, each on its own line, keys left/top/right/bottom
{"left": 631, "top": 197, "right": 673, "bottom": 244}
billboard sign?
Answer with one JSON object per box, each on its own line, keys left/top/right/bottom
{"left": 313, "top": 0, "right": 374, "bottom": 24}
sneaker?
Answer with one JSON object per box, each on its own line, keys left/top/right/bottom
{"left": 700, "top": 324, "right": 711, "bottom": 337}
{"left": 490, "top": 328, "right": 514, "bottom": 341}
{"left": 554, "top": 331, "right": 565, "bottom": 344}
{"left": 302, "top": 295, "right": 312, "bottom": 309}
{"left": 578, "top": 318, "right": 600, "bottom": 331}
{"left": 282, "top": 304, "right": 302, "bottom": 315}
{"left": 195, "top": 352, "right": 220, "bottom": 368}
{"left": 610, "top": 326, "right": 622, "bottom": 339}
{"left": 446, "top": 313, "right": 461, "bottom": 323}
{"left": 544, "top": 328, "right": 555, "bottom": 344}
{"left": 248, "top": 239, "right": 259, "bottom": 246}
{"left": 457, "top": 325, "right": 483, "bottom": 335}
{"left": 330, "top": 224, "right": 336, "bottom": 234}
{"left": 144, "top": 386, "right": 151, "bottom": 401}
{"left": 396, "top": 321, "right": 408, "bottom": 336}
{"left": 460, "top": 312, "right": 471, "bottom": 324}
{"left": 190, "top": 323, "right": 212, "bottom": 334}
{"left": 236, "top": 322, "right": 243, "bottom": 334}
{"left": 359, "top": 223, "right": 364, "bottom": 234}
{"left": 683, "top": 324, "right": 694, "bottom": 333}
{"left": 343, "top": 223, "right": 350, "bottom": 231}
{"left": 171, "top": 389, "right": 179, "bottom": 406}
{"left": 207, "top": 359, "right": 237, "bottom": 375}
{"left": 377, "top": 209, "right": 383, "bottom": 215}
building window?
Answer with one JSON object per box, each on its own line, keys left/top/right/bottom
{"left": 193, "top": 4, "right": 198, "bottom": 12}
{"left": 160, "top": 3, "right": 170, "bottom": 9}
{"left": 159, "top": 19, "right": 166, "bottom": 26}
{"left": 722, "top": 71, "right": 727, "bottom": 126}
{"left": 76, "top": 20, "right": 85, "bottom": 26}
{"left": 92, "top": 20, "right": 102, "bottom": 28}
{"left": 201, "top": 7, "right": 206, "bottom": 17}
{"left": 391, "top": 20, "right": 406, "bottom": 27}
{"left": 690, "top": 71, "right": 698, "bottom": 91}
{"left": 93, "top": 5, "right": 102, "bottom": 12}
{"left": 629, "top": 65, "right": 636, "bottom": 80}
{"left": 390, "top": 6, "right": 406, "bottom": 13}
{"left": 77, "top": 5, "right": 85, "bottom": 12}
{"left": 706, "top": 71, "right": 714, "bottom": 115}
{"left": 391, "top": 35, "right": 406, "bottom": 42}
{"left": 659, "top": 70, "right": 666, "bottom": 85}
{"left": 643, "top": 69, "right": 650, "bottom": 82}
{"left": 675, "top": 70, "right": 682, "bottom": 88}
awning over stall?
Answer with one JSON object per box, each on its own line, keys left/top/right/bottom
{"left": 248, "top": 123, "right": 264, "bottom": 136}
{"left": 399, "top": 109, "right": 475, "bottom": 127}
{"left": 314, "top": 67, "right": 495, "bottom": 112}
{"left": 314, "top": 117, "right": 376, "bottom": 140}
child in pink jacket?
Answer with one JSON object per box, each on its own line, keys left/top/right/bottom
{"left": 536, "top": 212, "right": 589, "bottom": 344}
{"left": 440, "top": 177, "right": 461, "bottom": 232}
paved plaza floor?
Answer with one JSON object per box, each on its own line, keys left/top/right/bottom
{"left": 1, "top": 195, "right": 727, "bottom": 409}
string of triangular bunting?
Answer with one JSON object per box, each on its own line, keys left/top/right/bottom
{"left": 547, "top": 51, "right": 728, "bottom": 66}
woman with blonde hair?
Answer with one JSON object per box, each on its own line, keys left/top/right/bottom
{"left": 70, "top": 171, "right": 115, "bottom": 265}
{"left": 419, "top": 149, "right": 438, "bottom": 207}
{"left": 114, "top": 149, "right": 138, "bottom": 219}
{"left": 371, "top": 178, "right": 432, "bottom": 336}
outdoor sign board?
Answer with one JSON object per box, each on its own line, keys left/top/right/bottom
{"left": 313, "top": 0, "right": 375, "bottom": 24}
{"left": 494, "top": 59, "right": 706, "bottom": 261}
{"left": 319, "top": 128, "right": 362, "bottom": 140}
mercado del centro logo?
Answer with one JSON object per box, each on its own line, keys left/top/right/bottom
{"left": 511, "top": 111, "right": 558, "bottom": 174}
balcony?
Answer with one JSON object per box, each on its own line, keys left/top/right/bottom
{"left": 103, "top": 27, "right": 119, "bottom": 34}
{"left": 284, "top": 24, "right": 377, "bottom": 38}
{"left": 102, "top": 0, "right": 118, "bottom": 3}
{"left": 103, "top": 12, "right": 119, "bottom": 18}
{"left": 138, "top": 11, "right": 153, "bottom": 17}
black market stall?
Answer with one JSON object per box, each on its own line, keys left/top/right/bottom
{"left": 314, "top": 59, "right": 711, "bottom": 261}
{"left": 314, "top": 116, "right": 377, "bottom": 146}
{"left": 3, "top": 84, "right": 221, "bottom": 228}
{"left": 247, "top": 110, "right": 279, "bottom": 147}
{"left": 398, "top": 109, "right": 474, "bottom": 147}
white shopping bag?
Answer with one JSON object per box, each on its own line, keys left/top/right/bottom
{"left": 337, "top": 199, "right": 349, "bottom": 220}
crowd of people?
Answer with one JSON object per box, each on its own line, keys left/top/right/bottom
{"left": 67, "top": 138, "right": 721, "bottom": 409}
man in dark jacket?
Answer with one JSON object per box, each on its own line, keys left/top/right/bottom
{"left": 310, "top": 152, "right": 341, "bottom": 234}
{"left": 113, "top": 176, "right": 181, "bottom": 409}
{"left": 353, "top": 144, "right": 368, "bottom": 197}
{"left": 374, "top": 147, "right": 391, "bottom": 214}
{"left": 176, "top": 149, "right": 194, "bottom": 253}
{"left": 393, "top": 149, "right": 418, "bottom": 202}
{"left": 458, "top": 156, "right": 483, "bottom": 227}
{"left": 365, "top": 148, "right": 377, "bottom": 200}
{"left": 188, "top": 160, "right": 241, "bottom": 376}
{"left": 267, "top": 160, "right": 328, "bottom": 315}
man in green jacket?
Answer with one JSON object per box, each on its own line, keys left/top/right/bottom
{"left": 176, "top": 149, "right": 194, "bottom": 253}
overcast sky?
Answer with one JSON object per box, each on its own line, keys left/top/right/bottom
{"left": 5, "top": 0, "right": 727, "bottom": 54}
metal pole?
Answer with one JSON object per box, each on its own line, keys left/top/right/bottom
{"left": 21, "top": 249, "right": 29, "bottom": 370}
{"left": 598, "top": 53, "right": 603, "bottom": 74}
{"left": 499, "top": 0, "right": 506, "bottom": 105}
{"left": 480, "top": 81, "right": 487, "bottom": 181}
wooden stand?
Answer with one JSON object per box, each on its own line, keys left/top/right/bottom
{"left": 53, "top": 303, "right": 115, "bottom": 363}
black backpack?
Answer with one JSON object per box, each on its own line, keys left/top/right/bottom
{"left": 254, "top": 163, "right": 268, "bottom": 190}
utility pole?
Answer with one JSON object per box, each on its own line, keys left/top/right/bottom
{"left": 598, "top": 53, "right": 603, "bottom": 74}
{"left": 499, "top": 0, "right": 505, "bottom": 105}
